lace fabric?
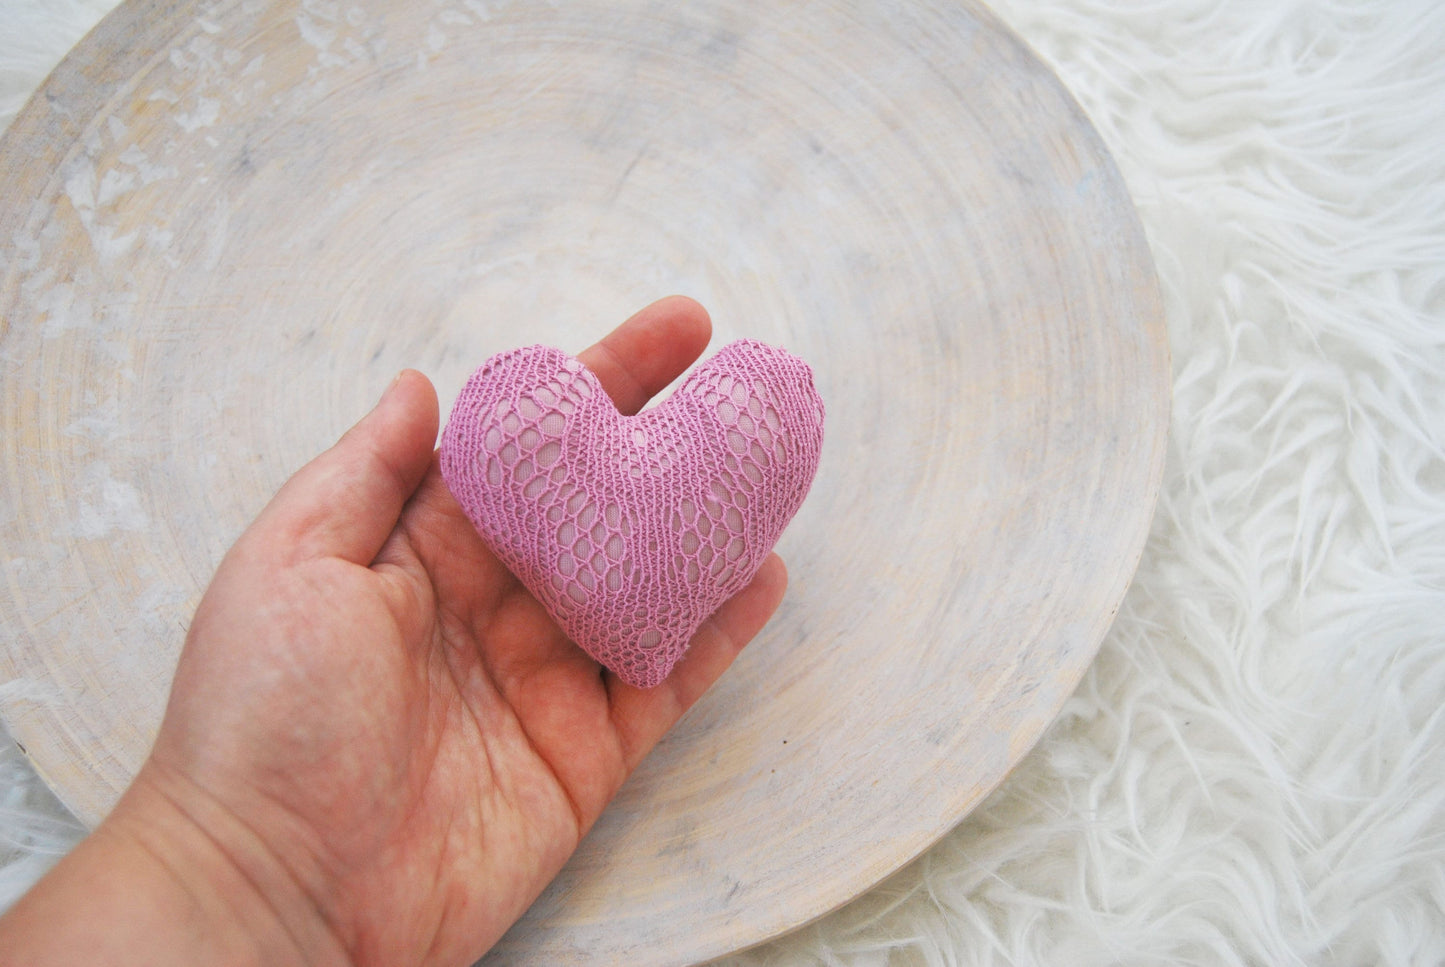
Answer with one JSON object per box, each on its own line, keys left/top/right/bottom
{"left": 440, "top": 340, "right": 825, "bottom": 687}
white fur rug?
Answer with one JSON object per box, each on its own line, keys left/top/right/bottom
{"left": 3, "top": 1, "right": 1443, "bottom": 964}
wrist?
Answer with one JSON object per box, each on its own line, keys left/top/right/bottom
{"left": 0, "top": 761, "right": 352, "bottom": 967}
{"left": 111, "top": 760, "right": 354, "bottom": 967}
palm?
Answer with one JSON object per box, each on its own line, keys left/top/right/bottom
{"left": 309, "top": 467, "right": 616, "bottom": 955}
{"left": 146, "top": 299, "right": 785, "bottom": 967}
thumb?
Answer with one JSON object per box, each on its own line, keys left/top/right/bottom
{"left": 245, "top": 370, "right": 440, "bottom": 566}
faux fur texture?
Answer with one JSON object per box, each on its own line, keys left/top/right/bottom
{"left": 2, "top": 1, "right": 1443, "bottom": 964}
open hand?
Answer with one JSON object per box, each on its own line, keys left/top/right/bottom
{"left": 0, "top": 297, "right": 786, "bottom": 967}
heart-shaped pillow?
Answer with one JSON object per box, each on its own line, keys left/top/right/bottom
{"left": 439, "top": 340, "right": 825, "bottom": 688}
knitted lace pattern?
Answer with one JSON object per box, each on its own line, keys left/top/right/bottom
{"left": 439, "top": 340, "right": 825, "bottom": 688}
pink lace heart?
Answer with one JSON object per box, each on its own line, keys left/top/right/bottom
{"left": 439, "top": 340, "right": 825, "bottom": 688}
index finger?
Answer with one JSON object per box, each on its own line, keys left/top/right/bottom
{"left": 576, "top": 296, "right": 712, "bottom": 415}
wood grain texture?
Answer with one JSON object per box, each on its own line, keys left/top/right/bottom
{"left": 0, "top": 0, "right": 1169, "bottom": 962}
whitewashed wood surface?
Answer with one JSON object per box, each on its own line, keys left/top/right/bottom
{"left": 0, "top": 0, "right": 1168, "bottom": 962}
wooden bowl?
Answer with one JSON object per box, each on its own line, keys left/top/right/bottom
{"left": 0, "top": 1, "right": 1168, "bottom": 962}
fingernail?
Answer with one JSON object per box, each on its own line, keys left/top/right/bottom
{"left": 378, "top": 370, "right": 407, "bottom": 407}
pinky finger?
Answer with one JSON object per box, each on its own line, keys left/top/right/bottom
{"left": 607, "top": 554, "right": 789, "bottom": 773}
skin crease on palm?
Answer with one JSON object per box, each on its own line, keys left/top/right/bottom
{"left": 0, "top": 296, "right": 789, "bottom": 967}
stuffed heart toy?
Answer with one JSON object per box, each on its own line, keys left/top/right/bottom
{"left": 439, "top": 339, "right": 824, "bottom": 688}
